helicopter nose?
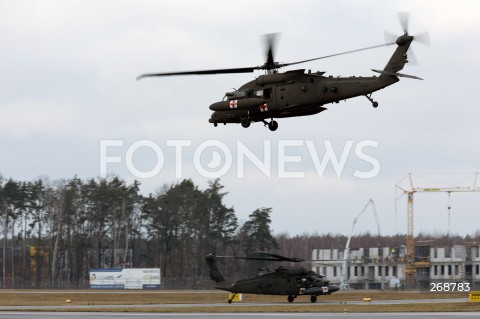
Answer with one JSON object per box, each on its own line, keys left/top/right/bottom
{"left": 329, "top": 285, "right": 340, "bottom": 293}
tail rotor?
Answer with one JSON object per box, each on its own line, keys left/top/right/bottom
{"left": 384, "top": 12, "right": 430, "bottom": 65}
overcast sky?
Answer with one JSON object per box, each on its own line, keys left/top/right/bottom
{"left": 1, "top": 0, "right": 480, "bottom": 237}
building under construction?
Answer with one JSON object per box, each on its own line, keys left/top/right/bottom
{"left": 314, "top": 173, "right": 480, "bottom": 289}
{"left": 312, "top": 241, "right": 480, "bottom": 289}
{"left": 396, "top": 173, "right": 480, "bottom": 286}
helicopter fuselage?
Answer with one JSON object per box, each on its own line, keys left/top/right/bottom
{"left": 205, "top": 254, "right": 339, "bottom": 303}
{"left": 215, "top": 267, "right": 340, "bottom": 297}
{"left": 207, "top": 33, "right": 415, "bottom": 130}
{"left": 208, "top": 69, "right": 398, "bottom": 126}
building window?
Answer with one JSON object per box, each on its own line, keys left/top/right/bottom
{"left": 385, "top": 266, "right": 389, "bottom": 276}
{"left": 323, "top": 267, "right": 327, "bottom": 275}
{"left": 378, "top": 266, "right": 382, "bottom": 276}
{"left": 333, "top": 266, "right": 337, "bottom": 277}
{"left": 476, "top": 265, "right": 479, "bottom": 275}
{"left": 434, "top": 265, "right": 438, "bottom": 276}
{"left": 448, "top": 265, "right": 452, "bottom": 276}
{"left": 441, "top": 265, "right": 445, "bottom": 275}
{"left": 434, "top": 248, "right": 438, "bottom": 258}
{"left": 354, "top": 266, "right": 358, "bottom": 276}
{"left": 455, "top": 265, "right": 459, "bottom": 276}
{"left": 445, "top": 248, "right": 451, "bottom": 258}
{"left": 361, "top": 266, "right": 365, "bottom": 276}
{"left": 392, "top": 266, "right": 397, "bottom": 277}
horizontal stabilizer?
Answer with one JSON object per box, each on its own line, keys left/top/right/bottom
{"left": 372, "top": 69, "right": 423, "bottom": 80}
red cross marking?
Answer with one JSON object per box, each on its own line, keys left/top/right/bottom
{"left": 229, "top": 100, "right": 238, "bottom": 108}
{"left": 260, "top": 104, "right": 268, "bottom": 112}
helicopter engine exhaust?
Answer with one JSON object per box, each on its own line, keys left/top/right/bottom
{"left": 209, "top": 98, "right": 268, "bottom": 111}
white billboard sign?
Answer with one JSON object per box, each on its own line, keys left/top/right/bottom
{"left": 90, "top": 268, "right": 160, "bottom": 289}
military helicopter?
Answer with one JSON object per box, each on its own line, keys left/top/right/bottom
{"left": 138, "top": 13, "right": 428, "bottom": 131}
{"left": 205, "top": 252, "right": 339, "bottom": 303}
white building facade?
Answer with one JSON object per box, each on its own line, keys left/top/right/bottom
{"left": 312, "top": 243, "right": 480, "bottom": 290}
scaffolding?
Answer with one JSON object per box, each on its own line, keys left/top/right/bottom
{"left": 396, "top": 173, "right": 480, "bottom": 287}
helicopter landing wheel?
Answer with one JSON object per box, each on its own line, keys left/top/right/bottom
{"left": 241, "top": 118, "right": 251, "bottom": 128}
{"left": 228, "top": 299, "right": 232, "bottom": 304}
{"left": 287, "top": 295, "right": 295, "bottom": 303}
{"left": 365, "top": 94, "right": 378, "bottom": 108}
{"left": 213, "top": 123, "right": 218, "bottom": 127}
{"left": 310, "top": 295, "right": 317, "bottom": 303}
{"left": 268, "top": 120, "right": 278, "bottom": 131}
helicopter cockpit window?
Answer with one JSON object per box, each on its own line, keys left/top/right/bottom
{"left": 256, "top": 88, "right": 272, "bottom": 100}
{"left": 224, "top": 90, "right": 248, "bottom": 101}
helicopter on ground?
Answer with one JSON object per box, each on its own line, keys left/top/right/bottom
{"left": 138, "top": 13, "right": 428, "bottom": 131}
{"left": 205, "top": 252, "right": 339, "bottom": 303}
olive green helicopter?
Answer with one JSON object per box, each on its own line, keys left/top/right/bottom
{"left": 206, "top": 252, "right": 339, "bottom": 303}
{"left": 138, "top": 13, "right": 428, "bottom": 131}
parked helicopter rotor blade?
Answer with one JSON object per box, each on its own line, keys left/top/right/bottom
{"left": 243, "top": 252, "right": 305, "bottom": 262}
{"left": 215, "top": 252, "right": 304, "bottom": 262}
{"left": 280, "top": 42, "right": 396, "bottom": 68}
{"left": 136, "top": 66, "right": 259, "bottom": 80}
{"left": 214, "top": 255, "right": 235, "bottom": 259}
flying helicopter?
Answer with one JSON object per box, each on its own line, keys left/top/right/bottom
{"left": 205, "top": 251, "right": 339, "bottom": 303}
{"left": 137, "top": 13, "right": 429, "bottom": 131}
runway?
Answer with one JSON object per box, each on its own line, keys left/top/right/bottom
{"left": 0, "top": 296, "right": 468, "bottom": 311}
{"left": 0, "top": 312, "right": 479, "bottom": 319}
{"left": 0, "top": 296, "right": 472, "bottom": 318}
{"left": 0, "top": 298, "right": 468, "bottom": 312}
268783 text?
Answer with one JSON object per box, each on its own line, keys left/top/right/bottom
{"left": 428, "top": 282, "right": 470, "bottom": 293}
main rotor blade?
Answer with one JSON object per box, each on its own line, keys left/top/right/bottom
{"left": 264, "top": 33, "right": 279, "bottom": 70}
{"left": 137, "top": 40, "right": 398, "bottom": 80}
{"left": 137, "top": 66, "right": 257, "bottom": 80}
{"left": 243, "top": 252, "right": 305, "bottom": 262}
{"left": 280, "top": 42, "right": 396, "bottom": 68}
{"left": 215, "top": 252, "right": 304, "bottom": 262}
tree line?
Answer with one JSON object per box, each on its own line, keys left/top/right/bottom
{"left": 0, "top": 176, "right": 278, "bottom": 288}
{"left": 1, "top": 175, "right": 478, "bottom": 289}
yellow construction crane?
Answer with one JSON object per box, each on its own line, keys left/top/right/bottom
{"left": 396, "top": 173, "right": 480, "bottom": 287}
